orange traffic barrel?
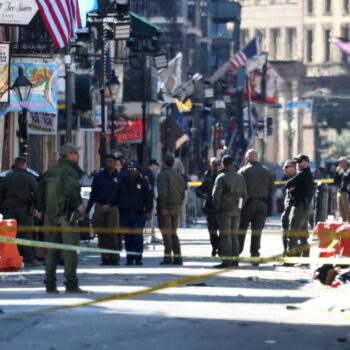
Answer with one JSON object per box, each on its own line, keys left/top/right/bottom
{"left": 0, "top": 219, "right": 23, "bottom": 272}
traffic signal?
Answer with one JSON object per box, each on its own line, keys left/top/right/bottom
{"left": 266, "top": 117, "right": 273, "bottom": 136}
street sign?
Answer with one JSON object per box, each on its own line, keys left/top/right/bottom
{"left": 0, "top": 0, "right": 38, "bottom": 25}
{"left": 286, "top": 100, "right": 313, "bottom": 110}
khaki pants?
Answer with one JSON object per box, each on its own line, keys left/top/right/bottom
{"left": 94, "top": 204, "right": 121, "bottom": 263}
{"left": 288, "top": 202, "right": 312, "bottom": 257}
{"left": 45, "top": 219, "right": 80, "bottom": 290}
{"left": 158, "top": 208, "right": 182, "bottom": 263}
{"left": 217, "top": 214, "right": 240, "bottom": 266}
{"left": 337, "top": 192, "right": 350, "bottom": 222}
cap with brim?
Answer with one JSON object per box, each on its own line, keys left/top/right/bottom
{"left": 127, "top": 160, "right": 140, "bottom": 170}
{"left": 338, "top": 157, "right": 349, "bottom": 163}
{"left": 294, "top": 154, "right": 309, "bottom": 163}
{"left": 59, "top": 143, "right": 81, "bottom": 156}
{"left": 149, "top": 159, "right": 160, "bottom": 166}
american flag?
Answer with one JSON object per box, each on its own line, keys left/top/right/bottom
{"left": 229, "top": 38, "right": 260, "bottom": 70}
{"left": 36, "top": 0, "right": 82, "bottom": 49}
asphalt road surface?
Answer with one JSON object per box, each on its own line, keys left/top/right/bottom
{"left": 0, "top": 224, "right": 349, "bottom": 350}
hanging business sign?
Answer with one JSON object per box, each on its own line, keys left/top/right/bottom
{"left": 0, "top": 42, "right": 10, "bottom": 104}
{"left": 8, "top": 62, "right": 58, "bottom": 134}
{"left": 115, "top": 117, "right": 143, "bottom": 143}
{"left": 0, "top": 0, "right": 38, "bottom": 25}
{"left": 27, "top": 111, "right": 57, "bottom": 135}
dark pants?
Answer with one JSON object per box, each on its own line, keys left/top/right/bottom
{"left": 158, "top": 209, "right": 182, "bottom": 263}
{"left": 94, "top": 204, "right": 121, "bottom": 263}
{"left": 281, "top": 201, "right": 293, "bottom": 255}
{"left": 120, "top": 211, "right": 145, "bottom": 263}
{"left": 5, "top": 207, "right": 35, "bottom": 263}
{"left": 207, "top": 212, "right": 219, "bottom": 252}
{"left": 239, "top": 198, "right": 268, "bottom": 257}
{"left": 217, "top": 213, "right": 240, "bottom": 266}
{"left": 288, "top": 203, "right": 311, "bottom": 257}
{"left": 45, "top": 219, "right": 80, "bottom": 290}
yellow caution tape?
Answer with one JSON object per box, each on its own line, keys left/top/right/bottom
{"left": 190, "top": 179, "right": 335, "bottom": 187}
{"left": 1, "top": 235, "right": 350, "bottom": 265}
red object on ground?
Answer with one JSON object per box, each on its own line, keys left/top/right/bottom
{"left": 313, "top": 222, "right": 341, "bottom": 248}
{"left": 336, "top": 224, "right": 350, "bottom": 257}
{"left": 0, "top": 219, "right": 22, "bottom": 272}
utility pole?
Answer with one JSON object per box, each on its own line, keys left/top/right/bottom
{"left": 65, "top": 48, "right": 73, "bottom": 143}
{"left": 99, "top": 0, "right": 108, "bottom": 168}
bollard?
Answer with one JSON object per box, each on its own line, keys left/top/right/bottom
{"left": 314, "top": 182, "right": 329, "bottom": 225}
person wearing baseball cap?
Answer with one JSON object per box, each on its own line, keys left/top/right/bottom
{"left": 116, "top": 159, "right": 153, "bottom": 265}
{"left": 285, "top": 153, "right": 314, "bottom": 261}
{"left": 41, "top": 143, "right": 87, "bottom": 293}
{"left": 333, "top": 156, "right": 350, "bottom": 222}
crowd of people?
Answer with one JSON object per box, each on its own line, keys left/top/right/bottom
{"left": 0, "top": 141, "right": 338, "bottom": 293}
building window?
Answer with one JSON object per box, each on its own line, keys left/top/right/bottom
{"left": 324, "top": 29, "right": 331, "bottom": 62}
{"left": 286, "top": 28, "right": 296, "bottom": 59}
{"left": 324, "top": 0, "right": 332, "bottom": 14}
{"left": 240, "top": 29, "right": 249, "bottom": 47}
{"left": 344, "top": 0, "right": 350, "bottom": 14}
{"left": 270, "top": 28, "right": 281, "bottom": 59}
{"left": 307, "top": 0, "right": 313, "bottom": 15}
{"left": 341, "top": 25, "right": 350, "bottom": 62}
{"left": 306, "top": 29, "right": 313, "bottom": 62}
{"left": 255, "top": 29, "right": 266, "bottom": 51}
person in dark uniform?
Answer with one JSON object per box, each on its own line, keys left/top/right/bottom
{"left": 286, "top": 154, "right": 314, "bottom": 258}
{"left": 280, "top": 160, "right": 297, "bottom": 256}
{"left": 0, "top": 156, "right": 41, "bottom": 268}
{"left": 333, "top": 156, "right": 350, "bottom": 222}
{"left": 85, "top": 154, "right": 121, "bottom": 266}
{"left": 142, "top": 159, "right": 160, "bottom": 193}
{"left": 116, "top": 160, "right": 153, "bottom": 265}
{"left": 195, "top": 157, "right": 220, "bottom": 256}
{"left": 238, "top": 149, "right": 275, "bottom": 261}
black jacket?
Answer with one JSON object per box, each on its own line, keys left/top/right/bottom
{"left": 115, "top": 175, "right": 153, "bottom": 214}
{"left": 286, "top": 167, "right": 314, "bottom": 206}
{"left": 195, "top": 169, "right": 217, "bottom": 214}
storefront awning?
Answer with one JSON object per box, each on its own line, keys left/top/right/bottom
{"left": 130, "top": 12, "right": 161, "bottom": 37}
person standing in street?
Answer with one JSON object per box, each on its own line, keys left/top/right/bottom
{"left": 0, "top": 156, "right": 41, "bottom": 268}
{"left": 116, "top": 160, "right": 153, "bottom": 265}
{"left": 195, "top": 157, "right": 220, "bottom": 256}
{"left": 238, "top": 149, "right": 275, "bottom": 261}
{"left": 85, "top": 154, "right": 121, "bottom": 266}
{"left": 157, "top": 154, "right": 185, "bottom": 265}
{"left": 333, "top": 156, "right": 350, "bottom": 222}
{"left": 212, "top": 155, "right": 247, "bottom": 268}
{"left": 280, "top": 160, "right": 297, "bottom": 256}
{"left": 41, "top": 143, "right": 87, "bottom": 294}
{"left": 286, "top": 154, "right": 314, "bottom": 258}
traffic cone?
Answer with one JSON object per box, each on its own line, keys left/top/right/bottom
{"left": 0, "top": 219, "right": 23, "bottom": 272}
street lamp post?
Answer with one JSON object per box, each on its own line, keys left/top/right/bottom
{"left": 12, "top": 66, "right": 33, "bottom": 157}
{"left": 108, "top": 71, "right": 120, "bottom": 153}
{"left": 87, "top": 1, "right": 131, "bottom": 167}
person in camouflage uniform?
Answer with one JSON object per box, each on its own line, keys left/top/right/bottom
{"left": 41, "top": 143, "right": 87, "bottom": 294}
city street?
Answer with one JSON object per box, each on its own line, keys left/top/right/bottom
{"left": 0, "top": 220, "right": 349, "bottom": 350}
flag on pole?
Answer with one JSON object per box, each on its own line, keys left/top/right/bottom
{"left": 36, "top": 0, "right": 82, "bottom": 49}
{"left": 209, "top": 37, "right": 260, "bottom": 84}
{"left": 334, "top": 37, "right": 350, "bottom": 56}
{"left": 229, "top": 37, "right": 260, "bottom": 70}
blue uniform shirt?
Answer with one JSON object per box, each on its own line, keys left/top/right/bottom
{"left": 85, "top": 169, "right": 120, "bottom": 213}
